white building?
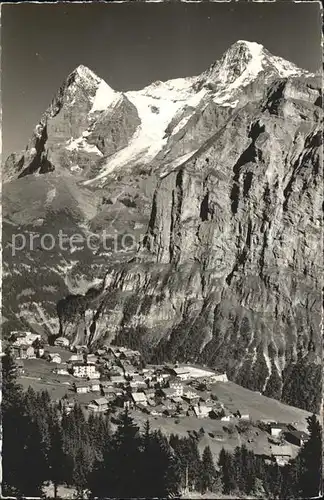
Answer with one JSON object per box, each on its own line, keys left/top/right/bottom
{"left": 131, "top": 392, "right": 148, "bottom": 407}
{"left": 72, "top": 362, "right": 98, "bottom": 378}
{"left": 48, "top": 353, "right": 62, "bottom": 364}
{"left": 169, "top": 379, "right": 184, "bottom": 396}
{"left": 193, "top": 405, "right": 212, "bottom": 418}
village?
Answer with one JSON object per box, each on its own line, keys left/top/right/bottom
{"left": 8, "top": 330, "right": 311, "bottom": 468}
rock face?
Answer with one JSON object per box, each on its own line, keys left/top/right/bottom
{"left": 3, "top": 41, "right": 322, "bottom": 411}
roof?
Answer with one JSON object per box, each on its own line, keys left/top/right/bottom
{"left": 163, "top": 388, "right": 177, "bottom": 397}
{"left": 131, "top": 392, "right": 147, "bottom": 403}
{"left": 286, "top": 430, "right": 309, "bottom": 440}
{"left": 93, "top": 398, "right": 109, "bottom": 406}
{"left": 271, "top": 446, "right": 292, "bottom": 457}
{"left": 270, "top": 423, "right": 289, "bottom": 429}
{"left": 74, "top": 381, "right": 90, "bottom": 387}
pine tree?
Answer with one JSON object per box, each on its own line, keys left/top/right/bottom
{"left": 199, "top": 446, "right": 218, "bottom": 493}
{"left": 218, "top": 447, "right": 236, "bottom": 494}
{"left": 298, "top": 414, "right": 322, "bottom": 498}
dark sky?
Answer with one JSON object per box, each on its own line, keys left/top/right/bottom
{"left": 1, "top": 1, "right": 322, "bottom": 158}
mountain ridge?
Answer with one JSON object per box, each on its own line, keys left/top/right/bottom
{"left": 3, "top": 40, "right": 322, "bottom": 412}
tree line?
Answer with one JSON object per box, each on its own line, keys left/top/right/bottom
{"left": 1, "top": 348, "right": 322, "bottom": 498}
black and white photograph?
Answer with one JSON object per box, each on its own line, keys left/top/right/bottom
{"left": 0, "top": 1, "right": 322, "bottom": 498}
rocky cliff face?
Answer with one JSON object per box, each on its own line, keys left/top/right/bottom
{"left": 4, "top": 41, "right": 322, "bottom": 411}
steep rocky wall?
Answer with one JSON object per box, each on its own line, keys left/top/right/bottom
{"left": 58, "top": 77, "right": 322, "bottom": 411}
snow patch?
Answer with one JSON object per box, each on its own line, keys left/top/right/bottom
{"left": 66, "top": 137, "right": 103, "bottom": 157}
{"left": 90, "top": 80, "right": 120, "bottom": 113}
{"left": 46, "top": 188, "right": 56, "bottom": 204}
{"left": 84, "top": 80, "right": 206, "bottom": 186}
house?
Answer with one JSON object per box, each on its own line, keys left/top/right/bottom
{"left": 161, "top": 387, "right": 177, "bottom": 399}
{"left": 53, "top": 363, "right": 69, "bottom": 376}
{"left": 74, "top": 381, "right": 90, "bottom": 394}
{"left": 110, "top": 375, "right": 125, "bottom": 385}
{"left": 68, "top": 354, "right": 83, "bottom": 362}
{"left": 182, "top": 389, "right": 200, "bottom": 403}
{"left": 48, "top": 353, "right": 62, "bottom": 364}
{"left": 169, "top": 378, "right": 184, "bottom": 396}
{"left": 151, "top": 406, "right": 164, "bottom": 416}
{"left": 144, "top": 388, "right": 156, "bottom": 399}
{"left": 54, "top": 337, "right": 70, "bottom": 348}
{"left": 270, "top": 423, "right": 288, "bottom": 438}
{"left": 210, "top": 373, "right": 228, "bottom": 383}
{"left": 35, "top": 347, "right": 45, "bottom": 358}
{"left": 88, "top": 370, "right": 101, "bottom": 379}
{"left": 131, "top": 392, "right": 148, "bottom": 407}
{"left": 193, "top": 405, "right": 212, "bottom": 419}
{"left": 88, "top": 397, "right": 109, "bottom": 413}
{"left": 284, "top": 430, "right": 309, "bottom": 447}
{"left": 102, "top": 390, "right": 117, "bottom": 402}
{"left": 96, "top": 349, "right": 106, "bottom": 357}
{"left": 87, "top": 354, "right": 97, "bottom": 363}
{"left": 72, "top": 345, "right": 88, "bottom": 353}
{"left": 89, "top": 380, "right": 101, "bottom": 392}
{"left": 238, "top": 409, "right": 250, "bottom": 420}
{"left": 24, "top": 333, "right": 41, "bottom": 346}
{"left": 271, "top": 446, "right": 292, "bottom": 466}
{"left": 221, "top": 415, "right": 235, "bottom": 422}
{"left": 169, "top": 367, "right": 191, "bottom": 381}
{"left": 72, "top": 362, "right": 98, "bottom": 378}
{"left": 9, "top": 330, "right": 29, "bottom": 341}
{"left": 12, "top": 344, "right": 36, "bottom": 359}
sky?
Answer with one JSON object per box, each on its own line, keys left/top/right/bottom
{"left": 1, "top": 1, "right": 322, "bottom": 159}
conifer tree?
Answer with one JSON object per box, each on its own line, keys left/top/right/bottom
{"left": 200, "top": 445, "right": 217, "bottom": 493}
{"left": 218, "top": 447, "right": 236, "bottom": 494}
{"left": 298, "top": 414, "right": 322, "bottom": 498}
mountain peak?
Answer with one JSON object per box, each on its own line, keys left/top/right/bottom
{"left": 198, "top": 39, "right": 309, "bottom": 101}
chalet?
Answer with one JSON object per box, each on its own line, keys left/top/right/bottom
{"left": 89, "top": 380, "right": 101, "bottom": 392}
{"left": 270, "top": 423, "right": 288, "bottom": 438}
{"left": 161, "top": 387, "right": 177, "bottom": 399}
{"left": 284, "top": 430, "right": 309, "bottom": 447}
{"left": 213, "top": 432, "right": 226, "bottom": 442}
{"left": 137, "top": 403, "right": 150, "bottom": 414}
{"left": 102, "top": 390, "right": 117, "bottom": 402}
{"left": 87, "top": 354, "right": 97, "bottom": 363}
{"left": 48, "top": 353, "right": 62, "bottom": 364}
{"left": 9, "top": 330, "right": 29, "bottom": 341}
{"left": 131, "top": 392, "right": 148, "bottom": 407}
{"left": 193, "top": 405, "right": 212, "bottom": 419}
{"left": 182, "top": 389, "right": 200, "bottom": 403}
{"left": 88, "top": 397, "right": 109, "bottom": 413}
{"left": 96, "top": 349, "right": 106, "bottom": 357}
{"left": 74, "top": 381, "right": 90, "bottom": 394}
{"left": 238, "top": 409, "right": 250, "bottom": 420}
{"left": 110, "top": 375, "right": 125, "bottom": 385}
{"left": 221, "top": 415, "right": 235, "bottom": 422}
{"left": 151, "top": 406, "right": 164, "bottom": 417}
{"left": 11, "top": 333, "right": 40, "bottom": 348}
{"left": 54, "top": 337, "right": 70, "bottom": 348}
{"left": 169, "top": 366, "right": 191, "bottom": 381}
{"left": 68, "top": 354, "right": 83, "bottom": 362}
{"left": 12, "top": 344, "right": 36, "bottom": 359}
{"left": 271, "top": 446, "right": 292, "bottom": 466}
{"left": 169, "top": 378, "right": 184, "bottom": 396}
{"left": 53, "top": 363, "right": 69, "bottom": 376}
{"left": 144, "top": 388, "right": 156, "bottom": 399}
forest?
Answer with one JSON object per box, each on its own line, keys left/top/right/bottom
{"left": 1, "top": 348, "right": 322, "bottom": 499}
